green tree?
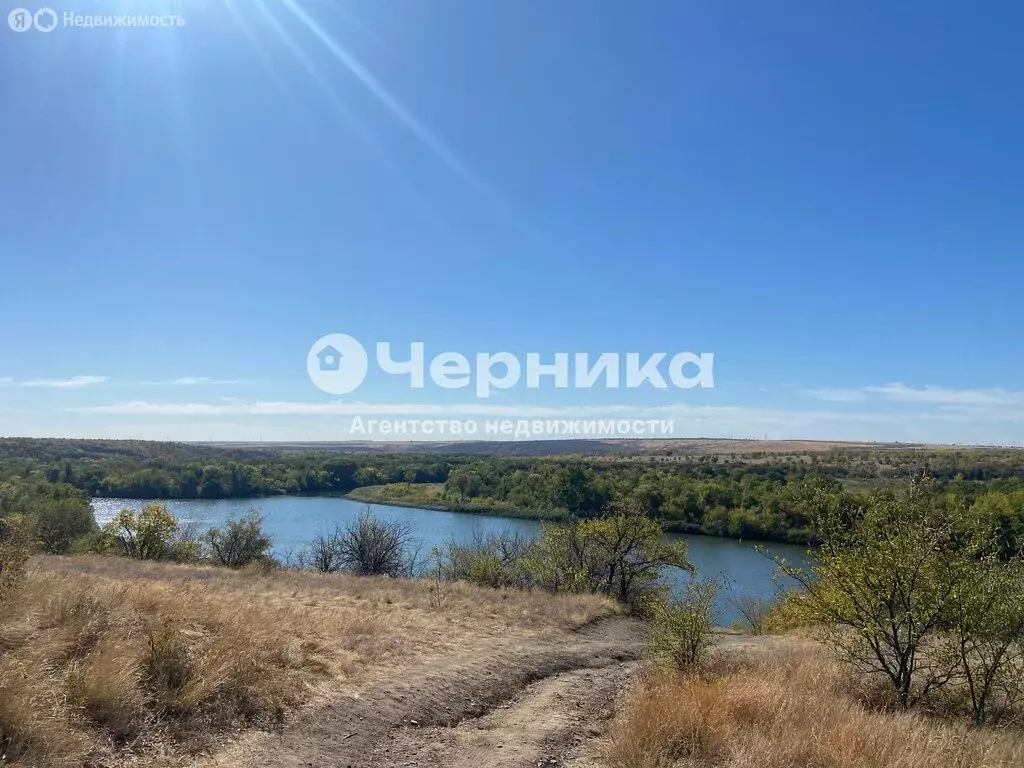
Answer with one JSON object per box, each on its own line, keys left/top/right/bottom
{"left": 0, "top": 481, "right": 96, "bottom": 554}
{"left": 32, "top": 500, "right": 96, "bottom": 554}
{"left": 527, "top": 498, "right": 692, "bottom": 606}
{"left": 941, "top": 539, "right": 1024, "bottom": 724}
{"left": 103, "top": 504, "right": 179, "bottom": 560}
{"left": 205, "top": 512, "right": 272, "bottom": 568}
{"left": 773, "top": 479, "right": 1005, "bottom": 711}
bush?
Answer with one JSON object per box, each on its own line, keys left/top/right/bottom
{"left": 732, "top": 594, "right": 775, "bottom": 635}
{"left": 439, "top": 529, "right": 533, "bottom": 588}
{"left": 168, "top": 520, "right": 204, "bottom": 563}
{"left": 525, "top": 499, "right": 692, "bottom": 608}
{"left": 647, "top": 578, "right": 720, "bottom": 669}
{"left": 206, "top": 512, "right": 272, "bottom": 568}
{"left": 295, "top": 529, "right": 346, "bottom": 573}
{"left": 31, "top": 500, "right": 97, "bottom": 554}
{"left": 0, "top": 481, "right": 97, "bottom": 554}
{"left": 760, "top": 590, "right": 813, "bottom": 633}
{"left": 334, "top": 507, "right": 415, "bottom": 576}
{"left": 103, "top": 504, "right": 179, "bottom": 560}
{"left": 425, "top": 500, "right": 691, "bottom": 608}
{"left": 70, "top": 528, "right": 115, "bottom": 555}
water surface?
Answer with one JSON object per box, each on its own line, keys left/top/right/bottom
{"left": 92, "top": 496, "right": 812, "bottom": 623}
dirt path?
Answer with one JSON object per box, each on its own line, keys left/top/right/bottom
{"left": 214, "top": 617, "right": 646, "bottom": 768}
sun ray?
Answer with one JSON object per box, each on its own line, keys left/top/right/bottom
{"left": 250, "top": 0, "right": 457, "bottom": 232}
{"left": 274, "top": 0, "right": 505, "bottom": 207}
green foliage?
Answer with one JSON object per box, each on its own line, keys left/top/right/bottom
{"left": 647, "top": 579, "right": 720, "bottom": 668}
{"left": 0, "top": 480, "right": 96, "bottom": 554}
{"left": 205, "top": 512, "right": 272, "bottom": 568}
{"left": 940, "top": 542, "right": 1024, "bottom": 725}
{"left": 427, "top": 499, "right": 691, "bottom": 608}
{"left": 0, "top": 438, "right": 452, "bottom": 500}
{"left": 69, "top": 528, "right": 115, "bottom": 555}
{"left": 31, "top": 500, "right": 96, "bottom": 554}
{"left": 4, "top": 437, "right": 1024, "bottom": 551}
{"left": 526, "top": 500, "right": 692, "bottom": 607}
{"left": 103, "top": 504, "right": 179, "bottom": 560}
{"left": 775, "top": 478, "right": 1024, "bottom": 720}
{"left": 439, "top": 529, "right": 533, "bottom": 588}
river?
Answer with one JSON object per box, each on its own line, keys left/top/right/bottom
{"left": 91, "top": 496, "right": 813, "bottom": 624}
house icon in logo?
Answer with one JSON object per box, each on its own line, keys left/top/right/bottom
{"left": 307, "top": 333, "right": 369, "bottom": 395}
{"left": 317, "top": 345, "right": 342, "bottom": 372}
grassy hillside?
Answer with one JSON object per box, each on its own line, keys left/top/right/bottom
{"left": 0, "top": 556, "right": 617, "bottom": 767}
{"left": 607, "top": 639, "right": 1024, "bottom": 767}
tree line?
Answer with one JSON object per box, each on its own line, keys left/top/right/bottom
{"left": 2, "top": 438, "right": 1023, "bottom": 547}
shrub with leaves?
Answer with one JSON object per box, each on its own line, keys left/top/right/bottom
{"left": 439, "top": 529, "right": 533, "bottom": 588}
{"left": 206, "top": 512, "right": 273, "bottom": 568}
{"left": 647, "top": 578, "right": 720, "bottom": 668}
{"left": 0, "top": 481, "right": 96, "bottom": 554}
{"left": 526, "top": 499, "right": 692, "bottom": 607}
{"left": 774, "top": 477, "right": 1024, "bottom": 719}
{"left": 103, "top": 504, "right": 179, "bottom": 560}
{"left": 297, "top": 529, "right": 346, "bottom": 573}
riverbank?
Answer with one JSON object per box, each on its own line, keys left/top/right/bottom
{"left": 344, "top": 482, "right": 571, "bottom": 522}
{"left": 344, "top": 482, "right": 815, "bottom": 546}
{"left": 90, "top": 495, "right": 812, "bottom": 624}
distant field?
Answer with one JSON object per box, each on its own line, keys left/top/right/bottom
{"left": 207, "top": 437, "right": 942, "bottom": 456}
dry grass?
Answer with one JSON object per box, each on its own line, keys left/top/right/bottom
{"left": 606, "top": 642, "right": 1024, "bottom": 768}
{"left": 1, "top": 555, "right": 617, "bottom": 767}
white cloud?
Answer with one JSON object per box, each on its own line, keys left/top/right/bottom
{"left": 72, "top": 400, "right": 656, "bottom": 417}
{"left": 168, "top": 377, "right": 243, "bottom": 386}
{"left": 801, "top": 387, "right": 869, "bottom": 403}
{"left": 65, "top": 398, "right": 982, "bottom": 427}
{"left": 864, "top": 383, "right": 1023, "bottom": 407}
{"left": 53, "top": 397, "right": 1024, "bottom": 445}
{"left": 19, "top": 375, "right": 109, "bottom": 388}
{"left": 130, "top": 377, "right": 244, "bottom": 386}
{"left": 804, "top": 382, "right": 1024, "bottom": 407}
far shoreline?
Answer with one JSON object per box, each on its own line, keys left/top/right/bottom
{"left": 91, "top": 485, "right": 815, "bottom": 548}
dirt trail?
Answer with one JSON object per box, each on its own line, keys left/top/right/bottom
{"left": 374, "top": 661, "right": 638, "bottom": 768}
{"left": 222, "top": 618, "right": 646, "bottom": 768}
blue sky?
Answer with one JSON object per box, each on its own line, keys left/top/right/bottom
{"left": 1, "top": 0, "right": 1022, "bottom": 444}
